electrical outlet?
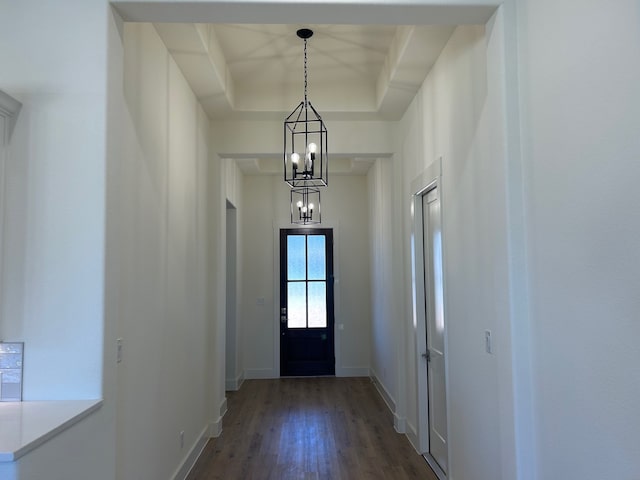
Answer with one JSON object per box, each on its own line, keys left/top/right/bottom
{"left": 180, "top": 431, "right": 184, "bottom": 449}
{"left": 485, "top": 330, "right": 493, "bottom": 354}
{"left": 116, "top": 338, "right": 123, "bottom": 363}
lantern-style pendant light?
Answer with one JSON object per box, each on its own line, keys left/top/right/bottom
{"left": 290, "top": 187, "right": 321, "bottom": 225}
{"left": 283, "top": 28, "right": 328, "bottom": 188}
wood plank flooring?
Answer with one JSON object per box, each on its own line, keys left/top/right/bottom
{"left": 186, "top": 377, "right": 438, "bottom": 480}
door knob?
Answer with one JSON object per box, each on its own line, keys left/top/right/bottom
{"left": 422, "top": 350, "right": 431, "bottom": 362}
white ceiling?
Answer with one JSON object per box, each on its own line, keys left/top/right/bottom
{"left": 113, "top": 1, "right": 497, "bottom": 177}
{"left": 154, "top": 23, "right": 454, "bottom": 122}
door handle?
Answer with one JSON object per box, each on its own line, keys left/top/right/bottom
{"left": 422, "top": 350, "right": 431, "bottom": 362}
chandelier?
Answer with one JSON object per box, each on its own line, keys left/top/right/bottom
{"left": 283, "top": 28, "right": 328, "bottom": 190}
{"left": 290, "top": 187, "right": 321, "bottom": 225}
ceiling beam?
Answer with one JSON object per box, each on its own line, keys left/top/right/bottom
{"left": 113, "top": 1, "right": 499, "bottom": 26}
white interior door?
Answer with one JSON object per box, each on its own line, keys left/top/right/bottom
{"left": 422, "top": 187, "right": 448, "bottom": 475}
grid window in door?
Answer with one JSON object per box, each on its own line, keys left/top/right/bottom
{"left": 286, "top": 234, "right": 327, "bottom": 329}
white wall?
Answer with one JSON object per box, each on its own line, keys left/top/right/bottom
{"left": 0, "top": 109, "right": 9, "bottom": 337}
{"left": 108, "top": 22, "right": 212, "bottom": 480}
{"left": 0, "top": 1, "right": 116, "bottom": 479}
{"left": 395, "top": 19, "right": 517, "bottom": 480}
{"left": 240, "top": 174, "right": 371, "bottom": 378}
{"left": 211, "top": 119, "right": 394, "bottom": 158}
{"left": 224, "top": 158, "right": 244, "bottom": 390}
{"left": 518, "top": 1, "right": 640, "bottom": 478}
{"left": 396, "top": 98, "right": 423, "bottom": 445}
{"left": 2, "top": 408, "right": 113, "bottom": 480}
{"left": 0, "top": 0, "right": 107, "bottom": 401}
{"left": 367, "top": 158, "right": 400, "bottom": 410}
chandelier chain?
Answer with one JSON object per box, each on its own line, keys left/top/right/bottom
{"left": 304, "top": 38, "right": 308, "bottom": 107}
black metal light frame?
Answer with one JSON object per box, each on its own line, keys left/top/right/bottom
{"left": 283, "top": 28, "right": 328, "bottom": 188}
{"left": 290, "top": 187, "right": 321, "bottom": 225}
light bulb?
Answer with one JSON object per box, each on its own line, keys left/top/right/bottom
{"left": 302, "top": 206, "right": 308, "bottom": 213}
{"left": 309, "top": 203, "right": 314, "bottom": 211}
{"left": 291, "top": 152, "right": 300, "bottom": 165}
{"left": 307, "top": 142, "right": 317, "bottom": 163}
{"left": 297, "top": 200, "right": 303, "bottom": 208}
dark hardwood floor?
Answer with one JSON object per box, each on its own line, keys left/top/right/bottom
{"left": 186, "top": 377, "right": 438, "bottom": 480}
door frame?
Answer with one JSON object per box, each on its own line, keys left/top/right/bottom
{"left": 411, "top": 157, "right": 451, "bottom": 479}
{"left": 272, "top": 222, "right": 341, "bottom": 378}
{"left": 225, "top": 200, "right": 241, "bottom": 390}
{"left": 279, "top": 227, "right": 335, "bottom": 376}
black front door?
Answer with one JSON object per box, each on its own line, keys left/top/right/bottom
{"left": 280, "top": 228, "right": 335, "bottom": 376}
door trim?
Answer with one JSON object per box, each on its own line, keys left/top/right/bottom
{"left": 410, "top": 157, "right": 451, "bottom": 478}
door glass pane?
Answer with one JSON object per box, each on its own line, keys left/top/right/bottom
{"left": 287, "top": 282, "right": 306, "bottom": 328}
{"left": 287, "top": 235, "right": 306, "bottom": 280}
{"left": 307, "top": 235, "right": 326, "bottom": 280}
{"left": 307, "top": 282, "right": 326, "bottom": 328}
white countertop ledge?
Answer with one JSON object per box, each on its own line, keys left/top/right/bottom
{"left": 0, "top": 399, "right": 102, "bottom": 462}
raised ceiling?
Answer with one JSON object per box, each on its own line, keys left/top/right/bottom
{"left": 113, "top": 0, "right": 497, "bottom": 177}
{"left": 155, "top": 23, "right": 455, "bottom": 121}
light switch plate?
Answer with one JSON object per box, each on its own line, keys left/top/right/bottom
{"left": 116, "top": 338, "right": 123, "bottom": 363}
{"left": 484, "top": 330, "right": 493, "bottom": 354}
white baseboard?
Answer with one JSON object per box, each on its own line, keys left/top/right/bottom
{"left": 336, "top": 366, "right": 370, "bottom": 377}
{"left": 245, "top": 367, "right": 370, "bottom": 379}
{"left": 244, "top": 368, "right": 277, "bottom": 379}
{"left": 206, "top": 397, "right": 228, "bottom": 439}
{"left": 370, "top": 371, "right": 396, "bottom": 413}
{"left": 219, "top": 397, "right": 228, "bottom": 419}
{"left": 406, "top": 421, "right": 420, "bottom": 453}
{"left": 394, "top": 412, "right": 406, "bottom": 434}
{"left": 171, "top": 425, "right": 209, "bottom": 480}
{"left": 370, "top": 372, "right": 409, "bottom": 435}
{"left": 208, "top": 417, "right": 223, "bottom": 438}
{"left": 225, "top": 371, "right": 245, "bottom": 391}
{"left": 170, "top": 393, "right": 232, "bottom": 479}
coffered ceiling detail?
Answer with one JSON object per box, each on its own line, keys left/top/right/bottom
{"left": 155, "top": 23, "right": 454, "bottom": 121}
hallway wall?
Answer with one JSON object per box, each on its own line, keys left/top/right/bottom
{"left": 395, "top": 20, "right": 517, "bottom": 480}
{"left": 240, "top": 174, "right": 371, "bottom": 378}
{"left": 0, "top": 0, "right": 107, "bottom": 402}
{"left": 0, "top": 1, "right": 115, "bottom": 479}
{"left": 367, "top": 159, "right": 401, "bottom": 412}
{"left": 517, "top": 1, "right": 640, "bottom": 478}
{"left": 204, "top": 155, "right": 244, "bottom": 439}
{"left": 223, "top": 159, "right": 244, "bottom": 390}
{"left": 109, "top": 22, "right": 213, "bottom": 480}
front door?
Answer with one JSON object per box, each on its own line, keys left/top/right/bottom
{"left": 422, "top": 187, "right": 448, "bottom": 475}
{"left": 280, "top": 228, "right": 335, "bottom": 376}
